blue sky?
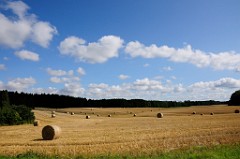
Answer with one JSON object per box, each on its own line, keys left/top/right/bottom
{"left": 0, "top": 0, "right": 240, "bottom": 101}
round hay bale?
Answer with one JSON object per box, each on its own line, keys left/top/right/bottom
{"left": 86, "top": 115, "right": 90, "bottom": 119}
{"left": 51, "top": 114, "right": 56, "bottom": 118}
{"left": 108, "top": 114, "right": 111, "bottom": 117}
{"left": 192, "top": 111, "right": 196, "bottom": 115}
{"left": 33, "top": 120, "right": 40, "bottom": 126}
{"left": 42, "top": 125, "right": 61, "bottom": 140}
{"left": 200, "top": 113, "right": 204, "bottom": 115}
{"left": 133, "top": 114, "right": 137, "bottom": 117}
{"left": 157, "top": 113, "right": 163, "bottom": 118}
{"left": 235, "top": 109, "right": 240, "bottom": 113}
{"left": 71, "top": 112, "right": 74, "bottom": 115}
{"left": 210, "top": 112, "right": 214, "bottom": 115}
{"left": 97, "top": 114, "right": 100, "bottom": 117}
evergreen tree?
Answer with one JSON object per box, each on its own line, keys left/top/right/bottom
{"left": 1, "top": 90, "right": 10, "bottom": 109}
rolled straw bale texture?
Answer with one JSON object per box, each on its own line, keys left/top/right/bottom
{"left": 192, "top": 111, "right": 196, "bottom": 114}
{"left": 157, "top": 113, "right": 163, "bottom": 118}
{"left": 51, "top": 114, "right": 56, "bottom": 118}
{"left": 33, "top": 120, "right": 40, "bottom": 126}
{"left": 42, "top": 125, "right": 61, "bottom": 140}
{"left": 86, "top": 115, "right": 90, "bottom": 119}
{"left": 235, "top": 109, "right": 239, "bottom": 113}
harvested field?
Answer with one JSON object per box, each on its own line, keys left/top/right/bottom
{"left": 0, "top": 105, "right": 239, "bottom": 157}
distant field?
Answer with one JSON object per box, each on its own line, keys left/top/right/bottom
{"left": 0, "top": 105, "right": 239, "bottom": 158}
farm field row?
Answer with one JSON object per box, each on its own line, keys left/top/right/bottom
{"left": 0, "top": 105, "right": 239, "bottom": 158}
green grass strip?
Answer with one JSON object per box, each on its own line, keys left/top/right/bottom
{"left": 0, "top": 144, "right": 239, "bottom": 159}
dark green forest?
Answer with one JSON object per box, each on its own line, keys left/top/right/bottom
{"left": 228, "top": 90, "right": 240, "bottom": 106}
{"left": 0, "top": 90, "right": 227, "bottom": 109}
{"left": 0, "top": 90, "right": 35, "bottom": 125}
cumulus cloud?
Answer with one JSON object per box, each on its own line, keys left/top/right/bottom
{"left": 0, "top": 64, "right": 6, "bottom": 70}
{"left": 0, "top": 1, "right": 57, "bottom": 48}
{"left": 184, "top": 77, "right": 240, "bottom": 101}
{"left": 33, "top": 87, "right": 58, "bottom": 94}
{"left": 3, "top": 76, "right": 237, "bottom": 101}
{"left": 46, "top": 68, "right": 73, "bottom": 76}
{"left": 59, "top": 83, "right": 85, "bottom": 97}
{"left": 31, "top": 21, "right": 57, "bottom": 48}
{"left": 0, "top": 77, "right": 36, "bottom": 91}
{"left": 143, "top": 63, "right": 150, "bottom": 67}
{"left": 77, "top": 67, "right": 86, "bottom": 76}
{"left": 5, "top": 1, "right": 29, "bottom": 19}
{"left": 189, "top": 78, "right": 240, "bottom": 90}
{"left": 119, "top": 74, "right": 129, "bottom": 80}
{"left": 125, "top": 41, "right": 240, "bottom": 71}
{"left": 162, "top": 66, "right": 173, "bottom": 71}
{"left": 50, "top": 76, "right": 80, "bottom": 84}
{"left": 15, "top": 50, "right": 39, "bottom": 61}
{"left": 3, "top": 57, "right": 9, "bottom": 60}
{"left": 85, "top": 78, "right": 175, "bottom": 99}
{"left": 45, "top": 67, "right": 84, "bottom": 96}
{"left": 47, "top": 68, "right": 80, "bottom": 84}
{"left": 84, "top": 77, "right": 240, "bottom": 101}
{"left": 59, "top": 35, "right": 124, "bottom": 63}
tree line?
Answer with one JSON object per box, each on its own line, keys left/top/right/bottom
{"left": 0, "top": 90, "right": 227, "bottom": 109}
{"left": 0, "top": 90, "right": 35, "bottom": 125}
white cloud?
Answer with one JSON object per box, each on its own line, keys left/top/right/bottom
{"left": 185, "top": 78, "right": 240, "bottom": 101}
{"left": 49, "top": 77, "right": 62, "bottom": 83}
{"left": 1, "top": 77, "right": 36, "bottom": 91}
{"left": 119, "top": 74, "right": 129, "bottom": 80}
{"left": 33, "top": 87, "right": 58, "bottom": 94}
{"left": 0, "top": 1, "right": 57, "bottom": 48}
{"left": 50, "top": 76, "right": 80, "bottom": 84}
{"left": 85, "top": 78, "right": 175, "bottom": 99}
{"left": 162, "top": 66, "right": 173, "bottom": 71}
{"left": 15, "top": 50, "right": 39, "bottom": 61}
{"left": 31, "top": 22, "right": 57, "bottom": 48}
{"left": 143, "top": 63, "right": 150, "bottom": 67}
{"left": 0, "top": 64, "right": 6, "bottom": 70}
{"left": 46, "top": 68, "right": 68, "bottom": 76}
{"left": 77, "top": 67, "right": 86, "bottom": 76}
{"left": 3, "top": 57, "right": 9, "bottom": 60}
{"left": 171, "top": 76, "right": 177, "bottom": 80}
{"left": 6, "top": 1, "right": 29, "bottom": 19}
{"left": 59, "top": 35, "right": 124, "bottom": 63}
{"left": 4, "top": 76, "right": 236, "bottom": 101}
{"left": 189, "top": 78, "right": 240, "bottom": 90}
{"left": 125, "top": 41, "right": 240, "bottom": 71}
{"left": 58, "top": 83, "right": 85, "bottom": 97}
{"left": 47, "top": 68, "right": 80, "bottom": 85}
{"left": 0, "top": 13, "right": 32, "bottom": 48}
{"left": 84, "top": 77, "right": 240, "bottom": 101}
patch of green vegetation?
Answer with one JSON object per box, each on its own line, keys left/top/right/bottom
{"left": 0, "top": 144, "right": 239, "bottom": 159}
{"left": 0, "top": 90, "right": 35, "bottom": 126}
